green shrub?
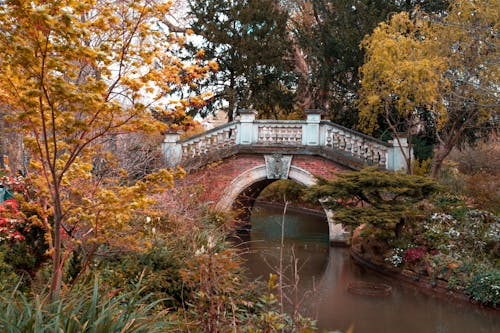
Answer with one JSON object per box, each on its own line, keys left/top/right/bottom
{"left": 465, "top": 269, "right": 500, "bottom": 307}
{"left": 99, "top": 244, "right": 186, "bottom": 309}
{"left": 0, "top": 277, "right": 169, "bottom": 332}
{"left": 0, "top": 250, "right": 19, "bottom": 293}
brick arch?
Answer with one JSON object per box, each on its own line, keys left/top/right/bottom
{"left": 215, "top": 164, "right": 317, "bottom": 211}
{"left": 179, "top": 154, "right": 349, "bottom": 244}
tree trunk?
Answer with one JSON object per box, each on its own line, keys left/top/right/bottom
{"left": 430, "top": 144, "right": 452, "bottom": 178}
{"left": 50, "top": 189, "right": 64, "bottom": 301}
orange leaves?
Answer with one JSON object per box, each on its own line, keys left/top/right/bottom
{"left": 0, "top": 0, "right": 219, "bottom": 287}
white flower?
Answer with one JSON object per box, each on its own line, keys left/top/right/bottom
{"left": 195, "top": 245, "right": 206, "bottom": 256}
{"left": 207, "top": 235, "right": 215, "bottom": 249}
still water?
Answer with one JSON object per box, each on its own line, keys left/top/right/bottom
{"left": 240, "top": 202, "right": 500, "bottom": 333}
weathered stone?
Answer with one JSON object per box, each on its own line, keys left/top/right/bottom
{"left": 264, "top": 154, "right": 292, "bottom": 179}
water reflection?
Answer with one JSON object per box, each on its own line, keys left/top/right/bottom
{"left": 241, "top": 203, "right": 500, "bottom": 333}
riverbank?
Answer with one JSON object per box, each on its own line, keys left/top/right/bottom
{"left": 247, "top": 201, "right": 499, "bottom": 311}
{"left": 243, "top": 202, "right": 500, "bottom": 332}
{"left": 350, "top": 249, "right": 500, "bottom": 311}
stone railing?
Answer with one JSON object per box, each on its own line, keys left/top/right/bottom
{"left": 181, "top": 122, "right": 238, "bottom": 160}
{"left": 162, "top": 109, "right": 410, "bottom": 171}
{"left": 255, "top": 121, "right": 304, "bottom": 145}
{"left": 321, "top": 122, "right": 390, "bottom": 167}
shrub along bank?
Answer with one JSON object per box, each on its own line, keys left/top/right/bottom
{"left": 305, "top": 168, "right": 499, "bottom": 308}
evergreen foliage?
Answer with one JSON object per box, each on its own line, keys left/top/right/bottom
{"left": 187, "top": 0, "right": 296, "bottom": 121}
{"left": 304, "top": 167, "right": 439, "bottom": 238}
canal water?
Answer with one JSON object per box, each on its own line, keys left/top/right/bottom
{"left": 240, "top": 202, "right": 500, "bottom": 333}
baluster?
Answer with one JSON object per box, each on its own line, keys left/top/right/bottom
{"left": 188, "top": 143, "right": 195, "bottom": 158}
{"left": 379, "top": 147, "right": 387, "bottom": 166}
{"left": 205, "top": 135, "right": 211, "bottom": 153}
{"left": 338, "top": 131, "right": 346, "bottom": 150}
{"left": 193, "top": 139, "right": 200, "bottom": 156}
{"left": 359, "top": 140, "right": 365, "bottom": 159}
{"left": 220, "top": 130, "right": 227, "bottom": 147}
{"left": 366, "top": 144, "right": 376, "bottom": 165}
{"left": 365, "top": 143, "right": 373, "bottom": 163}
{"left": 286, "top": 127, "right": 292, "bottom": 143}
{"left": 345, "top": 133, "right": 351, "bottom": 152}
{"left": 352, "top": 137, "right": 359, "bottom": 156}
{"left": 232, "top": 126, "right": 238, "bottom": 144}
{"left": 296, "top": 126, "right": 302, "bottom": 143}
{"left": 332, "top": 128, "right": 339, "bottom": 148}
{"left": 326, "top": 128, "right": 332, "bottom": 147}
{"left": 217, "top": 132, "right": 223, "bottom": 149}
{"left": 182, "top": 145, "right": 188, "bottom": 158}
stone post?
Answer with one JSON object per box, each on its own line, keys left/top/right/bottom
{"left": 239, "top": 109, "right": 257, "bottom": 144}
{"left": 387, "top": 136, "right": 412, "bottom": 172}
{"left": 161, "top": 131, "right": 182, "bottom": 167}
{"left": 303, "top": 109, "right": 322, "bottom": 146}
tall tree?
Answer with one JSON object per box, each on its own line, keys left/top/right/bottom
{"left": 0, "top": 0, "right": 211, "bottom": 299}
{"left": 358, "top": 0, "right": 499, "bottom": 177}
{"left": 187, "top": 0, "right": 296, "bottom": 121}
{"left": 287, "top": 0, "right": 449, "bottom": 127}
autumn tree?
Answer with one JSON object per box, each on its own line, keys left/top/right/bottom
{"left": 187, "top": 0, "right": 296, "bottom": 121}
{"left": 0, "top": 0, "right": 211, "bottom": 299}
{"left": 287, "top": 0, "right": 449, "bottom": 127}
{"left": 358, "top": 0, "right": 499, "bottom": 177}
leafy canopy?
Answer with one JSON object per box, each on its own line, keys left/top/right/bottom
{"left": 304, "top": 167, "right": 439, "bottom": 237}
{"left": 358, "top": 0, "right": 499, "bottom": 176}
{"left": 0, "top": 0, "right": 212, "bottom": 297}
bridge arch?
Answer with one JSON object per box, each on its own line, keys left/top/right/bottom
{"left": 215, "top": 164, "right": 347, "bottom": 245}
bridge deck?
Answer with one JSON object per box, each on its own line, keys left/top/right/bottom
{"left": 162, "top": 109, "right": 410, "bottom": 172}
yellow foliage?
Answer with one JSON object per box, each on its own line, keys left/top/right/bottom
{"left": 359, "top": 1, "right": 499, "bottom": 139}
{"left": 0, "top": 0, "right": 217, "bottom": 287}
{"left": 358, "top": 12, "right": 447, "bottom": 134}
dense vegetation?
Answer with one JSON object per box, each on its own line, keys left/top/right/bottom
{"left": 0, "top": 0, "right": 498, "bottom": 331}
{"left": 305, "top": 165, "right": 499, "bottom": 307}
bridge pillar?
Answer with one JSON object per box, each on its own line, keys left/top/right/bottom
{"left": 238, "top": 109, "right": 258, "bottom": 144}
{"left": 387, "top": 136, "right": 412, "bottom": 172}
{"left": 326, "top": 209, "right": 350, "bottom": 246}
{"left": 161, "top": 131, "right": 182, "bottom": 167}
{"left": 303, "top": 109, "right": 322, "bottom": 146}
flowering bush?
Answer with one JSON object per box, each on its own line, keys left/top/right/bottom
{"left": 0, "top": 199, "right": 25, "bottom": 242}
{"left": 465, "top": 270, "right": 500, "bottom": 307}
{"left": 385, "top": 248, "right": 404, "bottom": 267}
{"left": 403, "top": 246, "right": 427, "bottom": 263}
{"left": 384, "top": 196, "right": 499, "bottom": 306}
{"left": 0, "top": 176, "right": 48, "bottom": 280}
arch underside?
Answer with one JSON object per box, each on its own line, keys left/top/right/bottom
{"left": 216, "top": 164, "right": 348, "bottom": 244}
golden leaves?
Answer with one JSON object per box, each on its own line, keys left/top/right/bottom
{"left": 0, "top": 0, "right": 216, "bottom": 260}
{"left": 358, "top": 11, "right": 448, "bottom": 133}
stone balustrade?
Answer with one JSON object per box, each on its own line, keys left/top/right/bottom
{"left": 322, "top": 123, "right": 389, "bottom": 167}
{"left": 180, "top": 122, "right": 238, "bottom": 161}
{"left": 255, "top": 121, "right": 304, "bottom": 145}
{"left": 162, "top": 109, "right": 410, "bottom": 171}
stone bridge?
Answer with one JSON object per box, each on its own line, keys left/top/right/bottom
{"left": 161, "top": 109, "right": 410, "bottom": 245}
